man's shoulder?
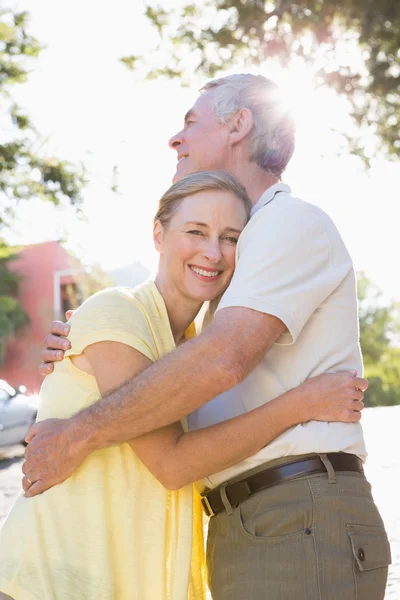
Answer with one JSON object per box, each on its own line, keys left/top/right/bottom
{"left": 243, "top": 190, "right": 352, "bottom": 265}
{"left": 258, "top": 189, "right": 331, "bottom": 219}
{"left": 251, "top": 190, "right": 341, "bottom": 235}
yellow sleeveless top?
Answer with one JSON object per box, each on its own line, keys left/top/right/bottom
{"left": 0, "top": 282, "right": 206, "bottom": 600}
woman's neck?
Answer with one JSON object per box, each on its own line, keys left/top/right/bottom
{"left": 154, "top": 275, "right": 202, "bottom": 345}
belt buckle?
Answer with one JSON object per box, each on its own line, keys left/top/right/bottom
{"left": 201, "top": 495, "right": 215, "bottom": 518}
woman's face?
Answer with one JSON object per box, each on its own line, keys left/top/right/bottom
{"left": 155, "top": 189, "right": 248, "bottom": 304}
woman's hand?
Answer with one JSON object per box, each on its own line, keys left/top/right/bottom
{"left": 299, "top": 371, "right": 367, "bottom": 423}
{"left": 38, "top": 311, "right": 73, "bottom": 376}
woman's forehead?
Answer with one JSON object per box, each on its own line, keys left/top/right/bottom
{"left": 172, "top": 190, "right": 248, "bottom": 225}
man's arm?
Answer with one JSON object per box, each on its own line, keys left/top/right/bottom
{"left": 84, "top": 306, "right": 284, "bottom": 446}
{"left": 23, "top": 307, "right": 284, "bottom": 495}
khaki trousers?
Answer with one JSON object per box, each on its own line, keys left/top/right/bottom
{"left": 206, "top": 455, "right": 391, "bottom": 600}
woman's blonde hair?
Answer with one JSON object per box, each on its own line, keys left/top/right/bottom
{"left": 154, "top": 170, "right": 252, "bottom": 226}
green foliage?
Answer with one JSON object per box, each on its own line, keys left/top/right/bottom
{"left": 0, "top": 247, "right": 29, "bottom": 364}
{"left": 358, "top": 272, "right": 400, "bottom": 407}
{"left": 0, "top": 6, "right": 86, "bottom": 361}
{"left": 0, "top": 7, "right": 86, "bottom": 232}
{"left": 124, "top": 1, "right": 400, "bottom": 160}
{"left": 0, "top": 246, "right": 22, "bottom": 297}
{"left": 364, "top": 349, "right": 400, "bottom": 407}
{"left": 0, "top": 295, "right": 30, "bottom": 364}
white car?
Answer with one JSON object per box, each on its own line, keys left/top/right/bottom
{"left": 0, "top": 380, "right": 38, "bottom": 448}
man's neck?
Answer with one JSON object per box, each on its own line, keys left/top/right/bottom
{"left": 231, "top": 163, "right": 280, "bottom": 207}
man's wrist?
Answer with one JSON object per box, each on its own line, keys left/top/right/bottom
{"left": 69, "top": 409, "right": 103, "bottom": 454}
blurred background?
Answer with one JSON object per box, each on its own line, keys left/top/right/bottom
{"left": 0, "top": 1, "right": 399, "bottom": 597}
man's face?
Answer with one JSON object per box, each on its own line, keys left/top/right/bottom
{"left": 169, "top": 88, "right": 232, "bottom": 183}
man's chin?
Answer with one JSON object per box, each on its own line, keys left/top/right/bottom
{"left": 172, "top": 171, "right": 183, "bottom": 183}
{"left": 172, "top": 162, "right": 195, "bottom": 183}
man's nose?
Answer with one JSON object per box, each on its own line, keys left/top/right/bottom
{"left": 168, "top": 130, "right": 183, "bottom": 150}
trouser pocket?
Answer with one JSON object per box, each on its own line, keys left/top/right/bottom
{"left": 347, "top": 524, "right": 391, "bottom": 600}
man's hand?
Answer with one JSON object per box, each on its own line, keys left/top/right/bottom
{"left": 300, "top": 371, "right": 368, "bottom": 423}
{"left": 39, "top": 311, "right": 73, "bottom": 376}
{"left": 22, "top": 417, "right": 90, "bottom": 497}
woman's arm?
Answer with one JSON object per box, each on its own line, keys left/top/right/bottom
{"left": 82, "top": 341, "right": 365, "bottom": 491}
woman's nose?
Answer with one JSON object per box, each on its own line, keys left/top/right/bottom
{"left": 203, "top": 240, "right": 223, "bottom": 262}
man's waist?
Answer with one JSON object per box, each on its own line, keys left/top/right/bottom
{"left": 198, "top": 421, "right": 366, "bottom": 492}
{"left": 201, "top": 452, "right": 364, "bottom": 517}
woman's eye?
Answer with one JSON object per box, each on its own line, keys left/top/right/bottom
{"left": 223, "top": 236, "right": 239, "bottom": 244}
{"left": 187, "top": 230, "right": 203, "bottom": 236}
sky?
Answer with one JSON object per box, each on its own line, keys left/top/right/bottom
{"left": 6, "top": 0, "right": 400, "bottom": 300}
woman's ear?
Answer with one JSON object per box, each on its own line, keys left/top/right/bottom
{"left": 153, "top": 220, "right": 164, "bottom": 252}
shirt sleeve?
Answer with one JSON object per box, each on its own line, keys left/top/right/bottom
{"left": 217, "top": 201, "right": 353, "bottom": 345}
{"left": 64, "top": 287, "right": 156, "bottom": 361}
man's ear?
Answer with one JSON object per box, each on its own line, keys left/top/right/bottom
{"left": 228, "top": 108, "right": 254, "bottom": 145}
{"left": 153, "top": 220, "right": 164, "bottom": 252}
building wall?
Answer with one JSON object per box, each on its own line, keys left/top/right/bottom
{"left": 0, "top": 241, "right": 83, "bottom": 394}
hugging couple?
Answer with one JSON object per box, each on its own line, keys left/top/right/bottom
{"left": 0, "top": 74, "right": 391, "bottom": 600}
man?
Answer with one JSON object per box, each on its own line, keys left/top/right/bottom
{"left": 25, "top": 74, "right": 390, "bottom": 599}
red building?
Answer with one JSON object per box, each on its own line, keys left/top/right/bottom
{"left": 0, "top": 241, "right": 96, "bottom": 394}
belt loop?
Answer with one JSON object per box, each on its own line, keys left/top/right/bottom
{"left": 219, "top": 483, "right": 234, "bottom": 516}
{"left": 319, "top": 453, "right": 336, "bottom": 484}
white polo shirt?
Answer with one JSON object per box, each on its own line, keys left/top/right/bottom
{"left": 188, "top": 183, "right": 367, "bottom": 491}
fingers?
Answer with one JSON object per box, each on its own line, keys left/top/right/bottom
{"left": 354, "top": 377, "right": 368, "bottom": 392}
{"left": 342, "top": 374, "right": 368, "bottom": 392}
{"left": 25, "top": 479, "right": 49, "bottom": 497}
{"left": 332, "top": 397, "right": 364, "bottom": 424}
{"left": 22, "top": 473, "right": 38, "bottom": 493}
{"left": 39, "top": 329, "right": 71, "bottom": 373}
{"left": 43, "top": 332, "right": 71, "bottom": 353}
{"left": 25, "top": 423, "right": 38, "bottom": 445}
{"left": 65, "top": 310, "right": 74, "bottom": 320}
{"left": 40, "top": 349, "right": 66, "bottom": 364}
{"left": 22, "top": 475, "right": 30, "bottom": 493}
{"left": 39, "top": 361, "right": 54, "bottom": 376}
{"left": 50, "top": 321, "right": 71, "bottom": 337}
{"left": 351, "top": 399, "right": 364, "bottom": 412}
{"left": 348, "top": 409, "right": 362, "bottom": 422}
{"left": 343, "top": 399, "right": 364, "bottom": 423}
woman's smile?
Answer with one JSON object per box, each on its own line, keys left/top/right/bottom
{"left": 188, "top": 264, "right": 223, "bottom": 282}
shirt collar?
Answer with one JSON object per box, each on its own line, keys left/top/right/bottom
{"left": 251, "top": 182, "right": 291, "bottom": 216}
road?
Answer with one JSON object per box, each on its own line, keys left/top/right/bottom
{"left": 0, "top": 445, "right": 25, "bottom": 525}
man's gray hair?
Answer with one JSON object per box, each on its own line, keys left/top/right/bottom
{"left": 201, "top": 74, "right": 295, "bottom": 177}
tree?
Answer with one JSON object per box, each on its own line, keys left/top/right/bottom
{"left": 0, "top": 7, "right": 86, "bottom": 230}
{"left": 122, "top": 1, "right": 400, "bottom": 161}
{"left": 0, "top": 245, "right": 29, "bottom": 364}
{"left": 358, "top": 272, "right": 400, "bottom": 407}
{"left": 0, "top": 7, "right": 86, "bottom": 357}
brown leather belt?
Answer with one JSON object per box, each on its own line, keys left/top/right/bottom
{"left": 200, "top": 453, "right": 364, "bottom": 518}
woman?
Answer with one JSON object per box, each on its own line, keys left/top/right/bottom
{"left": 0, "top": 171, "right": 365, "bottom": 600}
